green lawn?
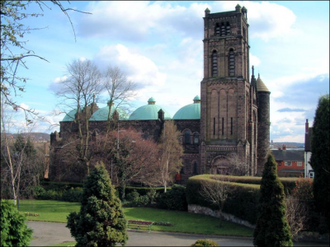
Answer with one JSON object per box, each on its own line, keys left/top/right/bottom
{"left": 19, "top": 200, "right": 253, "bottom": 237}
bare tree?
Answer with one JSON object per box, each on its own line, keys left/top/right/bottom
{"left": 199, "top": 178, "right": 230, "bottom": 227}
{"left": 227, "top": 153, "right": 249, "bottom": 175}
{"left": 1, "top": 1, "right": 90, "bottom": 124}
{"left": 157, "top": 121, "right": 183, "bottom": 192}
{"left": 55, "top": 59, "right": 102, "bottom": 176}
{"left": 102, "top": 66, "right": 135, "bottom": 131}
{"left": 285, "top": 195, "right": 308, "bottom": 240}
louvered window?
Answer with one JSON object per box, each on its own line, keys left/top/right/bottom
{"left": 228, "top": 49, "right": 235, "bottom": 76}
{"left": 215, "top": 23, "right": 220, "bottom": 35}
{"left": 212, "top": 50, "right": 218, "bottom": 76}
{"left": 226, "top": 22, "right": 231, "bottom": 35}
{"left": 220, "top": 22, "right": 226, "bottom": 36}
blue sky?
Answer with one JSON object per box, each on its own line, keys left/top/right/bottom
{"left": 4, "top": 1, "right": 329, "bottom": 143}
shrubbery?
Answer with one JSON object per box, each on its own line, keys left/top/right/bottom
{"left": 191, "top": 239, "right": 219, "bottom": 246}
{"left": 187, "top": 175, "right": 260, "bottom": 224}
{"left": 1, "top": 200, "right": 33, "bottom": 247}
{"left": 32, "top": 185, "right": 82, "bottom": 202}
{"left": 157, "top": 184, "right": 187, "bottom": 211}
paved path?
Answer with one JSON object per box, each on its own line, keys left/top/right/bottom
{"left": 27, "top": 221, "right": 327, "bottom": 246}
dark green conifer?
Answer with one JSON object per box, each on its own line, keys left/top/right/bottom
{"left": 253, "top": 154, "right": 293, "bottom": 247}
{"left": 67, "top": 162, "right": 128, "bottom": 246}
{"left": 310, "top": 94, "right": 329, "bottom": 230}
{"left": 0, "top": 200, "right": 33, "bottom": 247}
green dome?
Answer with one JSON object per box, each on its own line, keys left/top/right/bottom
{"left": 90, "top": 106, "right": 128, "bottom": 121}
{"left": 129, "top": 97, "right": 172, "bottom": 120}
{"left": 173, "top": 96, "right": 201, "bottom": 120}
{"left": 62, "top": 109, "right": 79, "bottom": 122}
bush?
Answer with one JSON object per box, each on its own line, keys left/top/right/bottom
{"left": 37, "top": 189, "right": 62, "bottom": 200}
{"left": 61, "top": 187, "right": 83, "bottom": 202}
{"left": 186, "top": 175, "right": 260, "bottom": 224}
{"left": 126, "top": 190, "right": 140, "bottom": 202}
{"left": 0, "top": 200, "right": 33, "bottom": 247}
{"left": 66, "top": 162, "right": 128, "bottom": 246}
{"left": 157, "top": 184, "right": 187, "bottom": 211}
{"left": 191, "top": 239, "right": 219, "bottom": 246}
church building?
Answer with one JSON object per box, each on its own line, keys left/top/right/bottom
{"left": 50, "top": 5, "right": 270, "bottom": 182}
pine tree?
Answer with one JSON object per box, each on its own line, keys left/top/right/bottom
{"left": 253, "top": 154, "right": 293, "bottom": 247}
{"left": 66, "top": 162, "right": 128, "bottom": 246}
{"left": 310, "top": 94, "right": 329, "bottom": 230}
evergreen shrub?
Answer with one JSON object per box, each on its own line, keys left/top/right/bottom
{"left": 67, "top": 162, "right": 128, "bottom": 246}
{"left": 157, "top": 184, "right": 187, "bottom": 211}
{"left": 0, "top": 200, "right": 33, "bottom": 247}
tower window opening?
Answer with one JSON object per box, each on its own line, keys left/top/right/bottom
{"left": 231, "top": 117, "right": 233, "bottom": 135}
{"left": 228, "top": 49, "right": 235, "bottom": 76}
{"left": 220, "top": 22, "right": 226, "bottom": 36}
{"left": 222, "top": 118, "right": 225, "bottom": 136}
{"left": 226, "top": 22, "right": 231, "bottom": 35}
{"left": 212, "top": 50, "right": 218, "bottom": 76}
{"left": 215, "top": 23, "right": 220, "bottom": 35}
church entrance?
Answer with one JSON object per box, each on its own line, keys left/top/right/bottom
{"left": 210, "top": 156, "right": 230, "bottom": 175}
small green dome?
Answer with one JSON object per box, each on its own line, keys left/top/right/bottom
{"left": 90, "top": 106, "right": 128, "bottom": 121}
{"left": 129, "top": 97, "right": 172, "bottom": 120}
{"left": 62, "top": 109, "right": 79, "bottom": 122}
{"left": 173, "top": 96, "right": 201, "bottom": 120}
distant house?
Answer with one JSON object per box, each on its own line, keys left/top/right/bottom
{"left": 271, "top": 145, "right": 304, "bottom": 177}
{"left": 304, "top": 119, "right": 314, "bottom": 178}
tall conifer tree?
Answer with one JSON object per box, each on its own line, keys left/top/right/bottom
{"left": 310, "top": 94, "right": 329, "bottom": 230}
{"left": 67, "top": 162, "right": 128, "bottom": 246}
{"left": 253, "top": 154, "right": 292, "bottom": 247}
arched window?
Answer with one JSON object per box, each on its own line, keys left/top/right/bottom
{"left": 215, "top": 23, "right": 220, "bottom": 36}
{"left": 184, "top": 130, "right": 191, "bottom": 144}
{"left": 228, "top": 49, "right": 235, "bottom": 76}
{"left": 193, "top": 133, "right": 199, "bottom": 144}
{"left": 226, "top": 22, "right": 231, "bottom": 35}
{"left": 212, "top": 50, "right": 218, "bottom": 77}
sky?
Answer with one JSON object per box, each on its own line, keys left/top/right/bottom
{"left": 4, "top": 1, "right": 329, "bottom": 143}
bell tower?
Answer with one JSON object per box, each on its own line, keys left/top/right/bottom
{"left": 200, "top": 5, "right": 255, "bottom": 175}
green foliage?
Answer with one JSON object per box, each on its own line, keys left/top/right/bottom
{"left": 310, "top": 94, "right": 330, "bottom": 230}
{"left": 253, "top": 154, "right": 293, "bottom": 246}
{"left": 61, "top": 187, "right": 83, "bottom": 202}
{"left": 66, "top": 162, "right": 128, "bottom": 246}
{"left": 157, "top": 184, "right": 187, "bottom": 211}
{"left": 186, "top": 175, "right": 260, "bottom": 224}
{"left": 191, "top": 239, "right": 219, "bottom": 247}
{"left": 0, "top": 200, "right": 33, "bottom": 247}
{"left": 292, "top": 177, "right": 313, "bottom": 201}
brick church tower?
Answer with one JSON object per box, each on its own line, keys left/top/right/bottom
{"left": 200, "top": 5, "right": 270, "bottom": 175}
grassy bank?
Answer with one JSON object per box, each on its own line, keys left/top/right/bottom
{"left": 19, "top": 200, "right": 253, "bottom": 237}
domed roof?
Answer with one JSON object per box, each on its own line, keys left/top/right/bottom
{"left": 62, "top": 109, "right": 79, "bottom": 122}
{"left": 173, "top": 96, "right": 201, "bottom": 120}
{"left": 256, "top": 74, "right": 270, "bottom": 93}
{"left": 90, "top": 104, "right": 128, "bottom": 121}
{"left": 129, "top": 97, "right": 172, "bottom": 120}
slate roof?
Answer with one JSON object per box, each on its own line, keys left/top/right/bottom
{"left": 271, "top": 150, "right": 304, "bottom": 161}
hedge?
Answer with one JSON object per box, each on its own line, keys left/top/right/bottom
{"left": 195, "top": 174, "right": 296, "bottom": 194}
{"left": 186, "top": 175, "right": 260, "bottom": 223}
{"left": 186, "top": 175, "right": 289, "bottom": 225}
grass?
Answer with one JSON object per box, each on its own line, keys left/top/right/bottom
{"left": 19, "top": 200, "right": 253, "bottom": 237}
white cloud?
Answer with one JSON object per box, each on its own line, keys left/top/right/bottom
{"left": 93, "top": 44, "right": 167, "bottom": 88}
